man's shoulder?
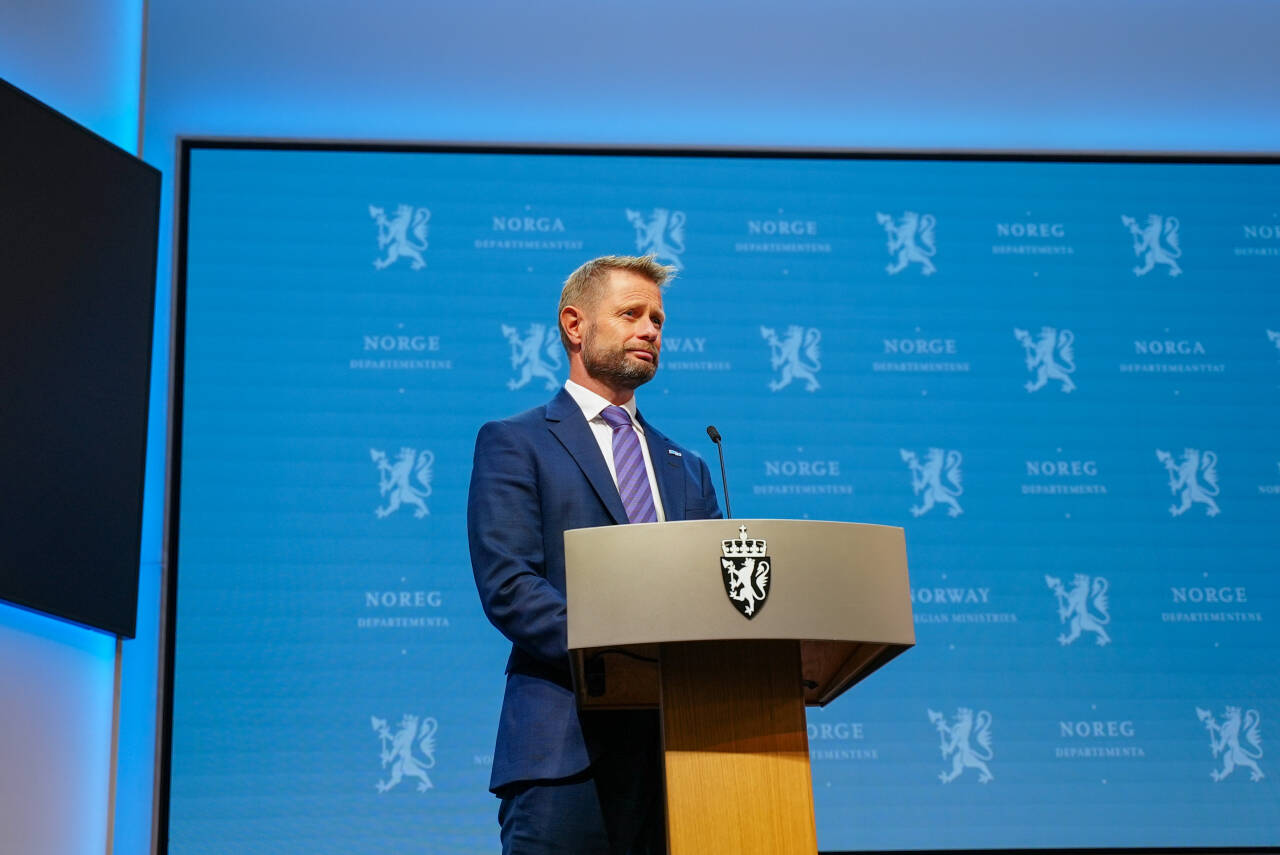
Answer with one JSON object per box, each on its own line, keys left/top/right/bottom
{"left": 476, "top": 390, "right": 572, "bottom": 440}
{"left": 474, "top": 406, "right": 544, "bottom": 449}
{"left": 486, "top": 403, "right": 550, "bottom": 430}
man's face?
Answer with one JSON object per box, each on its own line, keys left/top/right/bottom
{"left": 580, "top": 269, "right": 664, "bottom": 390}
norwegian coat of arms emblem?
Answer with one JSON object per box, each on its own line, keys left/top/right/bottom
{"left": 371, "top": 713, "right": 438, "bottom": 792}
{"left": 369, "top": 204, "right": 431, "bottom": 271}
{"left": 876, "top": 211, "right": 937, "bottom": 275}
{"left": 1046, "top": 574, "right": 1111, "bottom": 646}
{"left": 928, "top": 708, "right": 994, "bottom": 783}
{"left": 720, "top": 524, "right": 771, "bottom": 619}
{"left": 625, "top": 207, "right": 686, "bottom": 270}
{"left": 1196, "top": 706, "right": 1265, "bottom": 782}
{"left": 1121, "top": 214, "right": 1181, "bottom": 277}
{"left": 1014, "top": 326, "right": 1076, "bottom": 393}
{"left": 1156, "top": 448, "right": 1220, "bottom": 517}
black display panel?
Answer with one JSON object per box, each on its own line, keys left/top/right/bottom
{"left": 0, "top": 78, "right": 160, "bottom": 637}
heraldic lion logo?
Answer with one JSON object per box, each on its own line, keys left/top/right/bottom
{"left": 370, "top": 204, "right": 430, "bottom": 271}
{"left": 761, "top": 325, "right": 821, "bottom": 392}
{"left": 901, "top": 448, "right": 964, "bottom": 518}
{"left": 1015, "top": 326, "right": 1076, "bottom": 393}
{"left": 876, "top": 211, "right": 937, "bottom": 275}
{"left": 1196, "top": 706, "right": 1264, "bottom": 782}
{"left": 1121, "top": 214, "right": 1181, "bottom": 277}
{"left": 502, "top": 323, "right": 562, "bottom": 391}
{"left": 928, "top": 708, "right": 994, "bottom": 784}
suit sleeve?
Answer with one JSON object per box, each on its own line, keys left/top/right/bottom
{"left": 467, "top": 419, "right": 569, "bottom": 668}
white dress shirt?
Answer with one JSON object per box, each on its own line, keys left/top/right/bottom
{"left": 563, "top": 379, "right": 667, "bottom": 522}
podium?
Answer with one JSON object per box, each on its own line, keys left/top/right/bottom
{"left": 565, "top": 519, "right": 914, "bottom": 855}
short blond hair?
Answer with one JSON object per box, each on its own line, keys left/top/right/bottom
{"left": 557, "top": 255, "right": 676, "bottom": 350}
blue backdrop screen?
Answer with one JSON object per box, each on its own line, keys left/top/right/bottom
{"left": 168, "top": 144, "right": 1280, "bottom": 853}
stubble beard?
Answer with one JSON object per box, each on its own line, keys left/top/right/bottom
{"left": 581, "top": 326, "right": 658, "bottom": 390}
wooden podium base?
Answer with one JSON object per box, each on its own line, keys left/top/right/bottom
{"left": 659, "top": 640, "right": 818, "bottom": 855}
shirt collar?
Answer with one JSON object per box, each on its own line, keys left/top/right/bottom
{"left": 564, "top": 379, "right": 641, "bottom": 427}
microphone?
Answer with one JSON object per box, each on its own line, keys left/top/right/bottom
{"left": 705, "top": 425, "right": 733, "bottom": 519}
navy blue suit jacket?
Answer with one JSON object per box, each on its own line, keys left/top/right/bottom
{"left": 467, "top": 388, "right": 721, "bottom": 792}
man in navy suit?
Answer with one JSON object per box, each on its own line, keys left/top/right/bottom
{"left": 468, "top": 255, "right": 722, "bottom": 854}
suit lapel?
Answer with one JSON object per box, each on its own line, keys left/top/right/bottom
{"left": 545, "top": 389, "right": 629, "bottom": 525}
{"left": 638, "top": 412, "right": 686, "bottom": 522}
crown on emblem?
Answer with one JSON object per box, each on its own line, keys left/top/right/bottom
{"left": 722, "top": 524, "right": 766, "bottom": 557}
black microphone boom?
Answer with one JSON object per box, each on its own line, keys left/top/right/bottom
{"left": 705, "top": 425, "right": 733, "bottom": 519}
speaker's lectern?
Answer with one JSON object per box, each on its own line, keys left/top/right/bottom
{"left": 565, "top": 519, "right": 914, "bottom": 855}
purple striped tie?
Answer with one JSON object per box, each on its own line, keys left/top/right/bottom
{"left": 600, "top": 405, "right": 658, "bottom": 524}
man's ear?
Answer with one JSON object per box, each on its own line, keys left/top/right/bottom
{"left": 560, "top": 305, "right": 586, "bottom": 348}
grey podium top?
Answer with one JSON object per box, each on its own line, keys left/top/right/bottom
{"left": 565, "top": 519, "right": 914, "bottom": 651}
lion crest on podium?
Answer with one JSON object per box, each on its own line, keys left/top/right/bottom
{"left": 720, "top": 524, "right": 771, "bottom": 619}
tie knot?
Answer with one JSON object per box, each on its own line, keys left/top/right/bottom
{"left": 600, "top": 405, "right": 633, "bottom": 430}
